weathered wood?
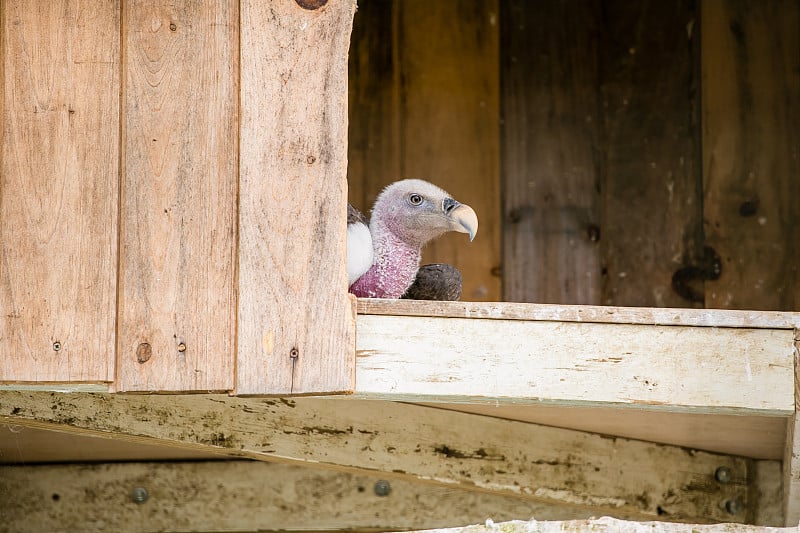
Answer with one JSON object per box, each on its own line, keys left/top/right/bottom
{"left": 701, "top": 0, "right": 800, "bottom": 311}
{"left": 753, "top": 460, "right": 784, "bottom": 527}
{"left": 356, "top": 299, "right": 800, "bottom": 329}
{"left": 237, "top": 0, "right": 356, "bottom": 395}
{"left": 0, "top": 391, "right": 755, "bottom": 522}
{"left": 0, "top": 0, "right": 119, "bottom": 382}
{"left": 784, "top": 335, "right": 800, "bottom": 525}
{"left": 500, "top": 0, "right": 602, "bottom": 305}
{"left": 355, "top": 314, "right": 795, "bottom": 414}
{"left": 115, "top": 1, "right": 237, "bottom": 392}
{"left": 412, "top": 516, "right": 799, "bottom": 533}
{"left": 600, "top": 0, "right": 704, "bottom": 308}
{"left": 0, "top": 461, "right": 598, "bottom": 532}
{"left": 425, "top": 406, "right": 786, "bottom": 461}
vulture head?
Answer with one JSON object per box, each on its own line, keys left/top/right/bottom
{"left": 348, "top": 179, "right": 478, "bottom": 299}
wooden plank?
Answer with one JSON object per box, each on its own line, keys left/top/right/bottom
{"left": 411, "top": 516, "right": 799, "bottom": 533}
{"left": 0, "top": 0, "right": 119, "bottom": 382}
{"left": 784, "top": 334, "right": 800, "bottom": 525}
{"left": 356, "top": 299, "right": 800, "bottom": 329}
{"left": 0, "top": 391, "right": 756, "bottom": 522}
{"left": 600, "top": 0, "right": 704, "bottom": 308}
{"left": 355, "top": 314, "right": 795, "bottom": 414}
{"left": 424, "top": 406, "right": 786, "bottom": 461}
{"left": 115, "top": 1, "right": 237, "bottom": 392}
{"left": 500, "top": 0, "right": 602, "bottom": 305}
{"left": 347, "top": 0, "right": 400, "bottom": 216}
{"left": 237, "top": 0, "right": 356, "bottom": 395}
{"left": 701, "top": 0, "right": 800, "bottom": 311}
{"left": 396, "top": 0, "right": 501, "bottom": 301}
{"left": 0, "top": 461, "right": 596, "bottom": 532}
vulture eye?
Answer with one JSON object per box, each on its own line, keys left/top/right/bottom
{"left": 408, "top": 193, "right": 423, "bottom": 206}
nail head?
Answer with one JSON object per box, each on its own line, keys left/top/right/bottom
{"left": 131, "top": 487, "right": 149, "bottom": 504}
{"left": 374, "top": 480, "right": 391, "bottom": 497}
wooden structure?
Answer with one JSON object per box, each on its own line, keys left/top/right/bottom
{"left": 1, "top": 0, "right": 799, "bottom": 531}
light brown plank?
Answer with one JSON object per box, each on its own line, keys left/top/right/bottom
{"left": 356, "top": 299, "right": 800, "bottom": 329}
{"left": 600, "top": 0, "right": 704, "bottom": 308}
{"left": 784, "top": 334, "right": 800, "bottom": 525}
{"left": 500, "top": 0, "right": 602, "bottom": 305}
{"left": 115, "top": 1, "right": 238, "bottom": 392}
{"left": 237, "top": 0, "right": 356, "bottom": 395}
{"left": 397, "top": 0, "right": 501, "bottom": 301}
{"left": 0, "top": 391, "right": 754, "bottom": 523}
{"left": 702, "top": 0, "right": 800, "bottom": 312}
{"left": 0, "top": 461, "right": 595, "bottom": 532}
{"left": 0, "top": 0, "right": 119, "bottom": 382}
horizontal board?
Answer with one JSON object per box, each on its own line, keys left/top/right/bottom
{"left": 0, "top": 391, "right": 753, "bottom": 522}
{"left": 357, "top": 299, "right": 800, "bottom": 329}
{"left": 0, "top": 461, "right": 593, "bottom": 532}
{"left": 355, "top": 314, "right": 795, "bottom": 414}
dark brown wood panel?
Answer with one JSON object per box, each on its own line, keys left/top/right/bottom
{"left": 500, "top": 0, "right": 603, "bottom": 304}
{"left": 702, "top": 0, "right": 800, "bottom": 311}
{"left": 600, "top": 0, "right": 704, "bottom": 308}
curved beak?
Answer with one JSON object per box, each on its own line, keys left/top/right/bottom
{"left": 447, "top": 202, "right": 478, "bottom": 241}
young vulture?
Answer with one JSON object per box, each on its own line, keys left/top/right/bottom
{"left": 347, "top": 179, "right": 478, "bottom": 300}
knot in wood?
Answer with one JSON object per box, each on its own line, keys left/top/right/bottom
{"left": 295, "top": 0, "right": 327, "bottom": 10}
{"left": 136, "top": 342, "right": 153, "bottom": 364}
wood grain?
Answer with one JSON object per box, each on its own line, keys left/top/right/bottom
{"left": 600, "top": 0, "right": 703, "bottom": 308}
{"left": 355, "top": 314, "right": 795, "bottom": 414}
{"left": 115, "top": 1, "right": 237, "bottom": 392}
{"left": 0, "top": 391, "right": 754, "bottom": 522}
{"left": 500, "top": 0, "right": 602, "bottom": 305}
{"left": 0, "top": 0, "right": 119, "bottom": 382}
{"left": 237, "top": 0, "right": 356, "bottom": 394}
{"left": 356, "top": 299, "right": 800, "bottom": 329}
{"left": 702, "top": 0, "right": 800, "bottom": 311}
{"left": 0, "top": 461, "right": 597, "bottom": 532}
{"left": 784, "top": 335, "right": 800, "bottom": 525}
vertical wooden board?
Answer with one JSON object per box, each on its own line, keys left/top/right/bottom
{"left": 0, "top": 1, "right": 119, "bottom": 382}
{"left": 784, "top": 335, "right": 800, "bottom": 525}
{"left": 500, "top": 0, "right": 602, "bottom": 305}
{"left": 702, "top": 0, "right": 800, "bottom": 311}
{"left": 396, "top": 0, "right": 501, "bottom": 301}
{"left": 347, "top": 0, "right": 400, "bottom": 216}
{"left": 600, "top": 0, "right": 704, "bottom": 308}
{"left": 115, "top": 1, "right": 237, "bottom": 391}
{"left": 238, "top": 0, "right": 356, "bottom": 395}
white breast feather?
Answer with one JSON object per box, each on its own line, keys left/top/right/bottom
{"left": 347, "top": 221, "right": 374, "bottom": 285}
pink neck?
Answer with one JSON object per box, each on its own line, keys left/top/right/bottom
{"left": 349, "top": 220, "right": 421, "bottom": 298}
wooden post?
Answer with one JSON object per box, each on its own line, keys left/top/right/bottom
{"left": 0, "top": 0, "right": 120, "bottom": 382}
{"left": 237, "top": 0, "right": 356, "bottom": 395}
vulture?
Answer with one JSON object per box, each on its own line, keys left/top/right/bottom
{"left": 347, "top": 179, "right": 478, "bottom": 300}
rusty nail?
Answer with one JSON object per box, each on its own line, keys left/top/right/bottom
{"left": 725, "top": 498, "right": 743, "bottom": 515}
{"left": 177, "top": 342, "right": 186, "bottom": 353}
{"left": 295, "top": 0, "right": 327, "bottom": 9}
{"left": 289, "top": 348, "right": 299, "bottom": 359}
{"left": 52, "top": 341, "right": 61, "bottom": 352}
{"left": 131, "top": 487, "right": 149, "bottom": 504}
{"left": 306, "top": 155, "right": 316, "bottom": 164}
{"left": 136, "top": 343, "right": 152, "bottom": 364}
{"left": 374, "top": 480, "right": 391, "bottom": 497}
{"left": 714, "top": 466, "right": 732, "bottom": 484}
{"left": 169, "top": 23, "right": 177, "bottom": 31}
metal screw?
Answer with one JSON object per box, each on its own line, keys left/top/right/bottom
{"left": 131, "top": 487, "right": 149, "bottom": 504}
{"left": 725, "top": 498, "right": 743, "bottom": 515}
{"left": 289, "top": 347, "right": 299, "bottom": 359}
{"left": 714, "top": 466, "right": 732, "bottom": 484}
{"left": 52, "top": 341, "right": 61, "bottom": 351}
{"left": 169, "top": 22, "right": 177, "bottom": 31}
{"left": 374, "top": 480, "right": 391, "bottom": 497}
{"left": 177, "top": 342, "right": 186, "bottom": 353}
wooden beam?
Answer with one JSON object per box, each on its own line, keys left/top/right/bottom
{"left": 0, "top": 0, "right": 119, "bottom": 382}
{"left": 0, "top": 391, "right": 759, "bottom": 522}
{"left": 784, "top": 334, "right": 800, "bottom": 525}
{"left": 355, "top": 313, "right": 795, "bottom": 414}
{"left": 356, "top": 300, "right": 800, "bottom": 329}
{"left": 237, "top": 0, "right": 356, "bottom": 395}
{"left": 411, "top": 516, "right": 799, "bottom": 533}
{"left": 115, "top": 0, "right": 238, "bottom": 392}
{"left": 0, "top": 461, "right": 597, "bottom": 532}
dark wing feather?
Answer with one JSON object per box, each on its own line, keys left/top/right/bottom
{"left": 401, "top": 263, "right": 462, "bottom": 301}
{"left": 348, "top": 204, "right": 368, "bottom": 226}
